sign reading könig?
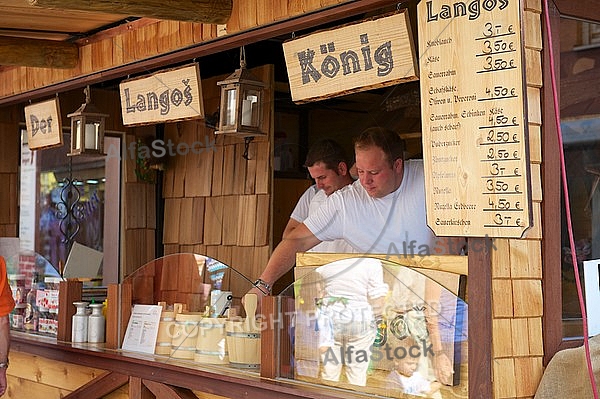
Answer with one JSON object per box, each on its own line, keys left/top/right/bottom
{"left": 119, "top": 63, "right": 204, "bottom": 126}
{"left": 24, "top": 98, "right": 63, "bottom": 150}
{"left": 283, "top": 11, "right": 418, "bottom": 104}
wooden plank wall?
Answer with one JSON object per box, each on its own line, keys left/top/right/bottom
{"left": 6, "top": 351, "right": 126, "bottom": 399}
{"left": 161, "top": 64, "right": 274, "bottom": 299}
{"left": 0, "top": 106, "right": 20, "bottom": 237}
{"left": 0, "top": 0, "right": 347, "bottom": 99}
{"left": 491, "top": 2, "right": 545, "bottom": 398}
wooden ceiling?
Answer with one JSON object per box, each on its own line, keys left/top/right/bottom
{"left": 0, "top": 0, "right": 129, "bottom": 69}
{"left": 0, "top": 0, "right": 129, "bottom": 41}
{"left": 0, "top": 0, "right": 232, "bottom": 69}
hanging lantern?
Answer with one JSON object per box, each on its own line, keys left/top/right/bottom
{"left": 67, "top": 86, "right": 108, "bottom": 156}
{"left": 215, "top": 47, "right": 265, "bottom": 137}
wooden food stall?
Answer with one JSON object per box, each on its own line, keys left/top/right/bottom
{"left": 0, "top": 0, "right": 598, "bottom": 398}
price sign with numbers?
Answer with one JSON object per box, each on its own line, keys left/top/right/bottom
{"left": 418, "top": 0, "right": 532, "bottom": 238}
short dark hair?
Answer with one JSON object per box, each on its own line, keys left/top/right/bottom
{"left": 304, "top": 139, "right": 349, "bottom": 171}
{"left": 353, "top": 127, "right": 405, "bottom": 166}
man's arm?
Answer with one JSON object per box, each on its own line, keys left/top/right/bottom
{"left": 0, "top": 315, "right": 10, "bottom": 396}
{"left": 259, "top": 223, "right": 321, "bottom": 288}
{"left": 282, "top": 218, "right": 301, "bottom": 240}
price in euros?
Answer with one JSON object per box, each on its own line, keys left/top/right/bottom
{"left": 488, "top": 115, "right": 519, "bottom": 125}
{"left": 488, "top": 198, "right": 522, "bottom": 210}
{"left": 483, "top": 23, "right": 514, "bottom": 37}
{"left": 483, "top": 56, "right": 515, "bottom": 71}
{"left": 487, "top": 148, "right": 519, "bottom": 160}
{"left": 485, "top": 86, "right": 517, "bottom": 98}
{"left": 487, "top": 130, "right": 519, "bottom": 142}
{"left": 487, "top": 179, "right": 509, "bottom": 191}
{"left": 490, "top": 163, "right": 522, "bottom": 176}
{"left": 493, "top": 214, "right": 522, "bottom": 226}
{"left": 489, "top": 198, "right": 511, "bottom": 209}
{"left": 482, "top": 39, "right": 515, "bottom": 54}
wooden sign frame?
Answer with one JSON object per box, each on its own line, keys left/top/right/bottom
{"left": 418, "top": 0, "right": 533, "bottom": 238}
{"left": 119, "top": 63, "right": 204, "bottom": 126}
{"left": 24, "top": 97, "right": 63, "bottom": 150}
{"left": 283, "top": 11, "right": 418, "bottom": 104}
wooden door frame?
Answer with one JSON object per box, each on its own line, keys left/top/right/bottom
{"left": 542, "top": 0, "right": 600, "bottom": 364}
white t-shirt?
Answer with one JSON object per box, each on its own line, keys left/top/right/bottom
{"left": 387, "top": 370, "right": 432, "bottom": 397}
{"left": 290, "top": 185, "right": 356, "bottom": 253}
{"left": 304, "top": 159, "right": 440, "bottom": 255}
{"left": 290, "top": 184, "right": 318, "bottom": 223}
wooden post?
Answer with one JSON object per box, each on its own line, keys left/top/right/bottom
{"left": 106, "top": 283, "right": 133, "bottom": 349}
{"left": 57, "top": 280, "right": 82, "bottom": 342}
{"left": 28, "top": 0, "right": 233, "bottom": 24}
{"left": 468, "top": 237, "right": 493, "bottom": 399}
{"left": 260, "top": 295, "right": 294, "bottom": 379}
{"left": 0, "top": 36, "right": 78, "bottom": 68}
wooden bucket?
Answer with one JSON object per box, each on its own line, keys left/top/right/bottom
{"left": 225, "top": 294, "right": 261, "bottom": 369}
{"left": 170, "top": 312, "right": 204, "bottom": 359}
{"left": 154, "top": 303, "right": 183, "bottom": 355}
{"left": 195, "top": 317, "right": 228, "bottom": 364}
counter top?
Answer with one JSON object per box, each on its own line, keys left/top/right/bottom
{"left": 11, "top": 332, "right": 373, "bottom": 399}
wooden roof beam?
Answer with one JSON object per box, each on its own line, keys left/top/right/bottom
{"left": 0, "top": 36, "right": 78, "bottom": 68}
{"left": 28, "top": 0, "right": 232, "bottom": 25}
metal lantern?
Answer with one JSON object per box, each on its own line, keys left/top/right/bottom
{"left": 67, "top": 86, "right": 108, "bottom": 156}
{"left": 215, "top": 47, "right": 265, "bottom": 137}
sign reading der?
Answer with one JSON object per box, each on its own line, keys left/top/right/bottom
{"left": 418, "top": 0, "right": 532, "bottom": 238}
{"left": 119, "top": 63, "right": 204, "bottom": 126}
{"left": 24, "top": 98, "right": 62, "bottom": 150}
{"left": 283, "top": 11, "right": 418, "bottom": 103}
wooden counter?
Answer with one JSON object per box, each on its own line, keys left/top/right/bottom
{"left": 10, "top": 331, "right": 374, "bottom": 399}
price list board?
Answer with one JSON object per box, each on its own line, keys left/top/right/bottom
{"left": 418, "top": 0, "right": 532, "bottom": 238}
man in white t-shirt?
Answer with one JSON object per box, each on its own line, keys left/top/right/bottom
{"left": 251, "top": 128, "right": 463, "bottom": 386}
{"left": 283, "top": 138, "right": 355, "bottom": 253}
{"left": 253, "top": 127, "right": 462, "bottom": 296}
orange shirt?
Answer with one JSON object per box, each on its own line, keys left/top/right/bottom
{"left": 0, "top": 257, "right": 15, "bottom": 317}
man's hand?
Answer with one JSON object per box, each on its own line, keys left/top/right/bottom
{"left": 434, "top": 351, "right": 454, "bottom": 385}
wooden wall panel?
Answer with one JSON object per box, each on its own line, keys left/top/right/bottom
{"left": 237, "top": 195, "right": 257, "bottom": 246}
{"left": 8, "top": 351, "right": 106, "bottom": 397}
{"left": 125, "top": 183, "right": 147, "bottom": 229}
{"left": 0, "top": 116, "right": 18, "bottom": 234}
{"left": 163, "top": 198, "right": 182, "bottom": 243}
{"left": 184, "top": 127, "right": 214, "bottom": 197}
{"left": 203, "top": 196, "right": 224, "bottom": 245}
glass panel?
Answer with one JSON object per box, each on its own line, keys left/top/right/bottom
{"left": 84, "top": 121, "right": 100, "bottom": 149}
{"left": 20, "top": 132, "right": 121, "bottom": 284}
{"left": 241, "top": 89, "right": 259, "bottom": 127}
{"left": 6, "top": 252, "right": 63, "bottom": 336}
{"left": 225, "top": 88, "right": 237, "bottom": 126}
{"left": 280, "top": 257, "right": 468, "bottom": 398}
{"left": 73, "top": 120, "right": 82, "bottom": 150}
{"left": 560, "top": 18, "right": 600, "bottom": 338}
{"left": 121, "top": 253, "right": 262, "bottom": 373}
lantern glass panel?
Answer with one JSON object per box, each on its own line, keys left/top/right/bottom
{"left": 73, "top": 119, "right": 82, "bottom": 151}
{"left": 224, "top": 88, "right": 237, "bottom": 126}
{"left": 84, "top": 120, "right": 101, "bottom": 150}
{"left": 241, "top": 89, "right": 260, "bottom": 128}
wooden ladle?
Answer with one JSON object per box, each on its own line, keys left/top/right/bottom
{"left": 243, "top": 293, "right": 258, "bottom": 332}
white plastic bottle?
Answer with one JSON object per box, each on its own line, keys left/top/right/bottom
{"left": 87, "top": 302, "right": 105, "bottom": 343}
{"left": 72, "top": 302, "right": 89, "bottom": 343}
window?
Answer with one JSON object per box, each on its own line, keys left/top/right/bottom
{"left": 558, "top": 18, "right": 600, "bottom": 339}
{"left": 19, "top": 130, "right": 122, "bottom": 284}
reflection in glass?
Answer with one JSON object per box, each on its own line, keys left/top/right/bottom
{"left": 559, "top": 18, "right": 600, "bottom": 338}
{"left": 122, "top": 253, "right": 262, "bottom": 369}
{"left": 286, "top": 257, "right": 468, "bottom": 398}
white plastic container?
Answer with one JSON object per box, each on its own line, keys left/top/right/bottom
{"left": 71, "top": 302, "right": 89, "bottom": 343}
{"left": 87, "top": 303, "right": 105, "bottom": 343}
